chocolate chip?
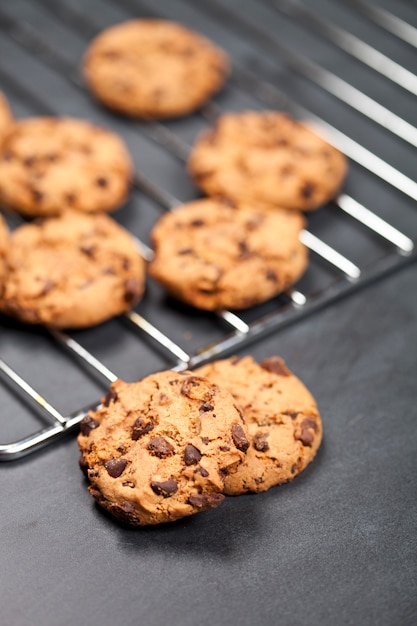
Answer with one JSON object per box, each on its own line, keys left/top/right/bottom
{"left": 96, "top": 176, "right": 108, "bottom": 187}
{"left": 194, "top": 467, "right": 209, "bottom": 477}
{"left": 78, "top": 454, "right": 89, "bottom": 476}
{"left": 266, "top": 269, "right": 278, "bottom": 282}
{"left": 32, "top": 189, "right": 43, "bottom": 202}
{"left": 179, "top": 248, "right": 193, "bottom": 255}
{"left": 103, "top": 388, "right": 118, "bottom": 407}
{"left": 105, "top": 458, "right": 128, "bottom": 478}
{"left": 199, "top": 402, "right": 214, "bottom": 412}
{"left": 123, "top": 278, "right": 141, "bottom": 304}
{"left": 254, "top": 477, "right": 264, "bottom": 484}
{"left": 23, "top": 157, "right": 35, "bottom": 167}
{"left": 89, "top": 486, "right": 103, "bottom": 502}
{"left": 290, "top": 463, "right": 296, "bottom": 474}
{"left": 188, "top": 493, "right": 225, "bottom": 509}
{"left": 119, "top": 501, "right": 135, "bottom": 513}
{"left": 261, "top": 356, "right": 290, "bottom": 376}
{"left": 122, "top": 258, "right": 130, "bottom": 270}
{"left": 219, "top": 445, "right": 230, "bottom": 452}
{"left": 295, "top": 417, "right": 319, "bottom": 447}
{"left": 147, "top": 436, "right": 174, "bottom": 458}
{"left": 111, "top": 501, "right": 137, "bottom": 523}
{"left": 190, "top": 219, "right": 204, "bottom": 227}
{"left": 151, "top": 479, "right": 178, "bottom": 497}
{"left": 253, "top": 432, "right": 270, "bottom": 452}
{"left": 284, "top": 411, "right": 299, "bottom": 420}
{"left": 79, "top": 415, "right": 99, "bottom": 436}
{"left": 132, "top": 417, "right": 154, "bottom": 440}
{"left": 80, "top": 245, "right": 96, "bottom": 258}
{"left": 238, "top": 240, "right": 251, "bottom": 259}
{"left": 181, "top": 376, "right": 201, "bottom": 398}
{"left": 184, "top": 444, "right": 202, "bottom": 465}
{"left": 302, "top": 417, "right": 319, "bottom": 432}
{"left": 159, "top": 393, "right": 170, "bottom": 405}
{"left": 301, "top": 182, "right": 315, "bottom": 199}
{"left": 201, "top": 437, "right": 210, "bottom": 445}
{"left": 231, "top": 424, "right": 250, "bottom": 452}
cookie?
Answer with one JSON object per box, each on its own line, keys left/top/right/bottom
{"left": 1, "top": 211, "right": 145, "bottom": 329}
{"left": 77, "top": 371, "right": 250, "bottom": 525}
{"left": 188, "top": 110, "right": 348, "bottom": 211}
{"left": 83, "top": 19, "right": 230, "bottom": 119}
{"left": 0, "top": 214, "right": 9, "bottom": 298}
{"left": 0, "top": 117, "right": 133, "bottom": 217}
{"left": 0, "top": 92, "right": 14, "bottom": 144}
{"left": 196, "top": 356, "right": 322, "bottom": 494}
{"left": 148, "top": 198, "right": 307, "bottom": 310}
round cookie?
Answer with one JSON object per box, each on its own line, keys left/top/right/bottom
{"left": 0, "top": 92, "right": 14, "bottom": 144}
{"left": 0, "top": 214, "right": 9, "bottom": 298}
{"left": 83, "top": 19, "right": 230, "bottom": 119}
{"left": 196, "top": 355, "right": 322, "bottom": 494}
{"left": 148, "top": 198, "right": 308, "bottom": 311}
{"left": 1, "top": 211, "right": 145, "bottom": 329}
{"left": 0, "top": 117, "right": 133, "bottom": 217}
{"left": 188, "top": 110, "right": 348, "bottom": 211}
{"left": 77, "top": 371, "right": 250, "bottom": 525}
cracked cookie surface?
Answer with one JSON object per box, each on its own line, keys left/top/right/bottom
{"left": 196, "top": 356, "right": 322, "bottom": 494}
{"left": 1, "top": 211, "right": 145, "bottom": 329}
{"left": 0, "top": 117, "right": 133, "bottom": 217}
{"left": 148, "top": 198, "right": 308, "bottom": 311}
{"left": 77, "top": 370, "right": 250, "bottom": 525}
{"left": 83, "top": 19, "right": 230, "bottom": 119}
{"left": 188, "top": 110, "right": 347, "bottom": 211}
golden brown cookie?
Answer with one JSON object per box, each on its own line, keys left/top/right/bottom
{"left": 188, "top": 110, "right": 348, "bottom": 211}
{"left": 0, "top": 214, "right": 9, "bottom": 298}
{"left": 77, "top": 371, "right": 250, "bottom": 525}
{"left": 148, "top": 198, "right": 307, "bottom": 311}
{"left": 83, "top": 19, "right": 230, "bottom": 119}
{"left": 0, "top": 92, "right": 14, "bottom": 144}
{"left": 1, "top": 211, "right": 145, "bottom": 329}
{"left": 196, "top": 356, "right": 322, "bottom": 495}
{"left": 0, "top": 117, "right": 133, "bottom": 217}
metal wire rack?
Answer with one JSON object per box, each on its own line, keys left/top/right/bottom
{"left": 0, "top": 0, "right": 416, "bottom": 460}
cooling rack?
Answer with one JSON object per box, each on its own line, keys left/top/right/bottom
{"left": 0, "top": 0, "right": 416, "bottom": 460}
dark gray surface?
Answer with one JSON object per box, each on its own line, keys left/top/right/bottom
{"left": 1, "top": 0, "right": 417, "bottom": 624}
{"left": 1, "top": 263, "right": 417, "bottom": 626}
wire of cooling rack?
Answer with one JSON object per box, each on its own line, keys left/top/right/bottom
{"left": 0, "top": 0, "right": 416, "bottom": 460}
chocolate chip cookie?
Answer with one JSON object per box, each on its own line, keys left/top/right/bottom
{"left": 196, "top": 356, "right": 322, "bottom": 494}
{"left": 83, "top": 19, "right": 230, "bottom": 119}
{"left": 148, "top": 198, "right": 308, "bottom": 310}
{"left": 0, "top": 92, "right": 13, "bottom": 144}
{"left": 0, "top": 117, "right": 133, "bottom": 217}
{"left": 188, "top": 110, "right": 348, "bottom": 211}
{"left": 77, "top": 370, "right": 250, "bottom": 525}
{"left": 1, "top": 211, "right": 145, "bottom": 329}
